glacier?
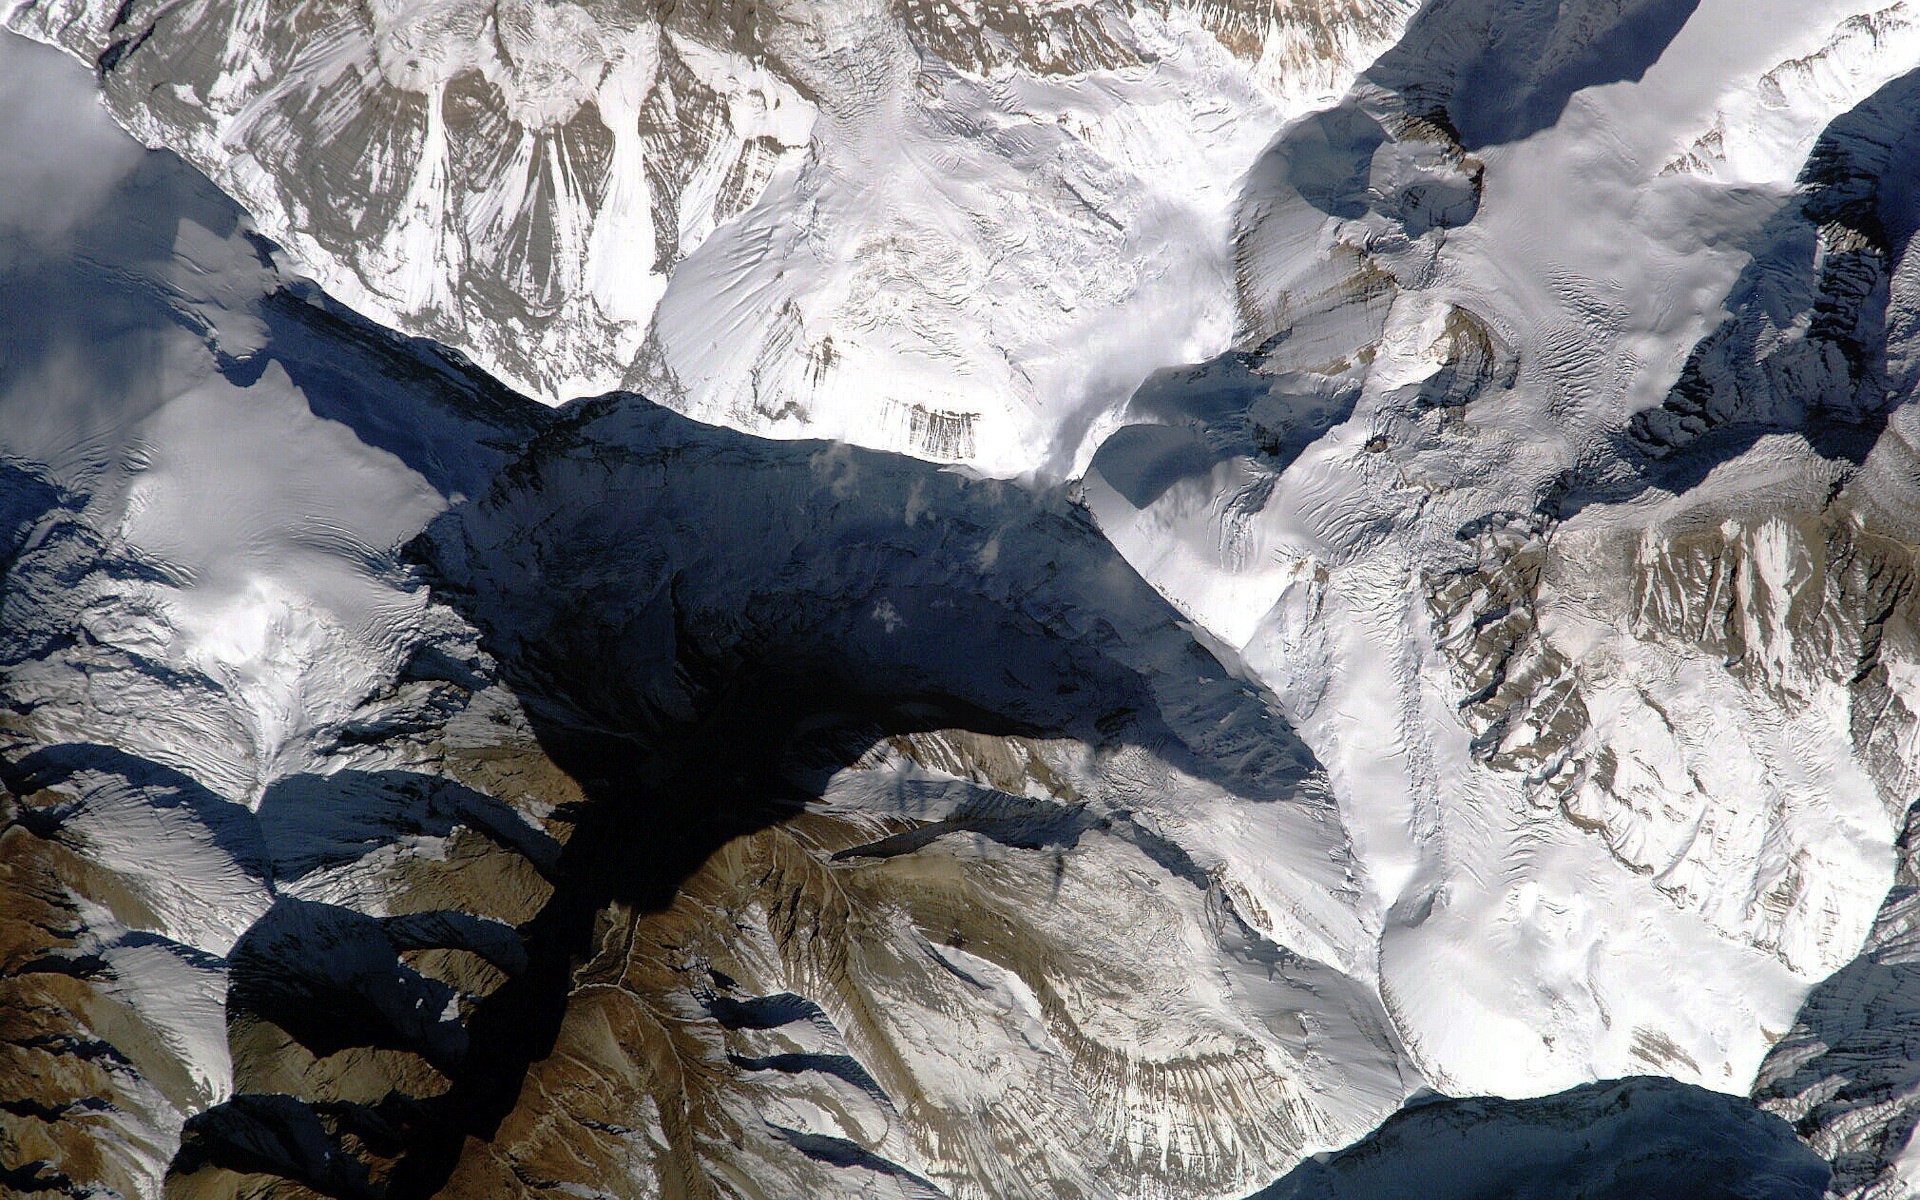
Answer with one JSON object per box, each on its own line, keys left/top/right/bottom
{"left": 6, "top": 0, "right": 1920, "bottom": 1197}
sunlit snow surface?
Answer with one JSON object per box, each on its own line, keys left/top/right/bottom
{"left": 7, "top": 0, "right": 1920, "bottom": 1197}
{"left": 2, "top": 0, "right": 1423, "bottom": 473}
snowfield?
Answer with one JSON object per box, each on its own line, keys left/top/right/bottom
{"left": 5, "top": 0, "right": 1920, "bottom": 1197}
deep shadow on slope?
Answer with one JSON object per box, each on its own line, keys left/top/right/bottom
{"left": 1248, "top": 1077, "right": 1827, "bottom": 1200}
{"left": 1364, "top": 0, "right": 1703, "bottom": 150}
{"left": 0, "top": 75, "right": 549, "bottom": 502}
{"left": 155, "top": 377, "right": 1338, "bottom": 1195}
{"left": 0, "top": 143, "right": 219, "bottom": 401}
{"left": 0, "top": 50, "right": 1348, "bottom": 1193}
{"left": 1089, "top": 350, "right": 1366, "bottom": 509}
{"left": 230, "top": 282, "right": 547, "bottom": 500}
{"left": 343, "top": 392, "right": 1334, "bottom": 1198}
{"left": 414, "top": 394, "right": 1318, "bottom": 809}
{"left": 1557, "top": 66, "right": 1920, "bottom": 519}
{"left": 1753, "top": 800, "right": 1920, "bottom": 1198}
{"left": 1755, "top": 939, "right": 1920, "bottom": 1196}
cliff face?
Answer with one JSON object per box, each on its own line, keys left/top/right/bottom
{"left": 0, "top": 35, "right": 1407, "bottom": 1196}
{"left": 12, "top": 0, "right": 1920, "bottom": 1197}
{"left": 2, "top": 0, "right": 1416, "bottom": 470}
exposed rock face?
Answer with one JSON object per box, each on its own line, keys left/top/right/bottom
{"left": 0, "top": 37, "right": 1412, "bottom": 1198}
{"left": 19, "top": 0, "right": 1920, "bottom": 1198}
{"left": 1, "top": 0, "right": 1419, "bottom": 470}
{"left": 1425, "top": 502, "right": 1915, "bottom": 978}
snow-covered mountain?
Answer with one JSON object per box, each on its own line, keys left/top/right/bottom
{"left": 1, "top": 0, "right": 1418, "bottom": 472}
{"left": 8, "top": 0, "right": 1920, "bottom": 1197}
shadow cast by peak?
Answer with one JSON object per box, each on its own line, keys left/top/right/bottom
{"left": 417, "top": 391, "right": 1323, "bottom": 809}
{"left": 1248, "top": 1076, "right": 1827, "bottom": 1200}
{"left": 301, "top": 383, "right": 1338, "bottom": 1197}
{"left": 0, "top": 742, "right": 272, "bottom": 877}
{"left": 1364, "top": 0, "right": 1704, "bottom": 150}
{"left": 0, "top": 36, "right": 548, "bottom": 513}
{"left": 0, "top": 150, "right": 229, "bottom": 459}
{"left": 155, "top": 362, "right": 1343, "bottom": 1198}
{"left": 253, "top": 769, "right": 561, "bottom": 884}
{"left": 1551, "top": 65, "right": 1920, "bottom": 521}
{"left": 1754, "top": 796, "right": 1920, "bottom": 1198}
{"left": 1088, "top": 348, "right": 1370, "bottom": 510}
{"left": 230, "top": 283, "right": 550, "bottom": 501}
{"left": 1755, "top": 942, "right": 1920, "bottom": 1197}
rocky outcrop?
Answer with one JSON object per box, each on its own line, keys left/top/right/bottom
{"left": 21, "top": 1, "right": 1920, "bottom": 1197}
{"left": 0, "top": 40, "right": 1415, "bottom": 1198}
{"left": 1, "top": 0, "right": 1419, "bottom": 470}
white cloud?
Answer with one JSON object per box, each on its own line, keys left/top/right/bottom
{"left": 0, "top": 32, "right": 142, "bottom": 264}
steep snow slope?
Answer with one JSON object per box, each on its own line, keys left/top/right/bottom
{"left": 1083, "top": 0, "right": 1920, "bottom": 1113}
{"left": 15, "top": 0, "right": 1920, "bottom": 1197}
{"left": 1, "top": 0, "right": 1418, "bottom": 472}
{"left": 0, "top": 32, "right": 542, "bottom": 1195}
{"left": 0, "top": 31, "right": 1420, "bottom": 1200}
